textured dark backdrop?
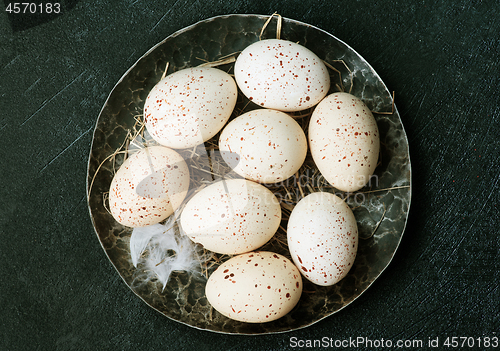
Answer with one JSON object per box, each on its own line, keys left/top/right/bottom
{"left": 1, "top": 1, "right": 498, "bottom": 350}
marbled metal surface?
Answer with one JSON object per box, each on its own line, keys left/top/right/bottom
{"left": 87, "top": 14, "right": 411, "bottom": 334}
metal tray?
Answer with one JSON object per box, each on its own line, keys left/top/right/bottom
{"left": 86, "top": 14, "right": 411, "bottom": 334}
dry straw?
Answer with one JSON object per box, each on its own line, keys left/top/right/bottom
{"left": 89, "top": 12, "right": 409, "bottom": 289}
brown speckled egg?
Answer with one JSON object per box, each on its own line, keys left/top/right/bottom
{"left": 309, "top": 92, "right": 380, "bottom": 192}
{"left": 205, "top": 251, "right": 302, "bottom": 323}
{"left": 234, "top": 39, "right": 330, "bottom": 112}
{"left": 287, "top": 192, "right": 358, "bottom": 286}
{"left": 108, "top": 146, "right": 189, "bottom": 227}
{"left": 180, "top": 179, "right": 281, "bottom": 255}
{"left": 143, "top": 67, "right": 238, "bottom": 149}
{"left": 218, "top": 109, "right": 307, "bottom": 184}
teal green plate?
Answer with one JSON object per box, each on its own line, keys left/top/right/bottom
{"left": 87, "top": 14, "right": 411, "bottom": 334}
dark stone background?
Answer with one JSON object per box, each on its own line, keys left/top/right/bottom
{"left": 1, "top": 1, "right": 498, "bottom": 350}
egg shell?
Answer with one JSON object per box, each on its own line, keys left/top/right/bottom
{"left": 218, "top": 109, "right": 307, "bottom": 184}
{"left": 234, "top": 39, "right": 330, "bottom": 112}
{"left": 205, "top": 251, "right": 302, "bottom": 323}
{"left": 180, "top": 179, "right": 281, "bottom": 255}
{"left": 108, "top": 146, "right": 189, "bottom": 227}
{"left": 143, "top": 67, "right": 238, "bottom": 149}
{"left": 287, "top": 192, "right": 358, "bottom": 286}
{"left": 309, "top": 92, "right": 380, "bottom": 192}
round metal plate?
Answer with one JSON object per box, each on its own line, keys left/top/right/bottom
{"left": 87, "top": 14, "right": 411, "bottom": 334}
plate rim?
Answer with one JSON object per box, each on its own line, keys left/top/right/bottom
{"left": 86, "top": 13, "right": 412, "bottom": 335}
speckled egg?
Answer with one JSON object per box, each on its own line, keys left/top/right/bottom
{"left": 180, "top": 179, "right": 281, "bottom": 255}
{"left": 143, "top": 66, "right": 238, "bottom": 149}
{"left": 205, "top": 251, "right": 302, "bottom": 323}
{"left": 234, "top": 39, "right": 330, "bottom": 112}
{"left": 218, "top": 109, "right": 307, "bottom": 184}
{"left": 287, "top": 192, "right": 358, "bottom": 286}
{"left": 309, "top": 92, "right": 380, "bottom": 192}
{"left": 108, "top": 146, "right": 190, "bottom": 227}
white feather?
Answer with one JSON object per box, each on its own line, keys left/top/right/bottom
{"left": 130, "top": 215, "right": 211, "bottom": 290}
{"left": 130, "top": 223, "right": 164, "bottom": 267}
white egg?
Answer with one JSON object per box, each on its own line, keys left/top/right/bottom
{"left": 234, "top": 39, "right": 330, "bottom": 112}
{"left": 205, "top": 251, "right": 302, "bottom": 323}
{"left": 108, "top": 146, "right": 190, "bottom": 227}
{"left": 287, "top": 192, "right": 358, "bottom": 286}
{"left": 309, "top": 92, "right": 380, "bottom": 192}
{"left": 180, "top": 179, "right": 281, "bottom": 255}
{"left": 218, "top": 109, "right": 307, "bottom": 184}
{"left": 143, "top": 67, "right": 238, "bottom": 149}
